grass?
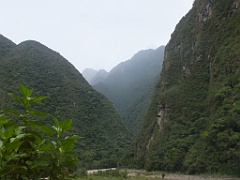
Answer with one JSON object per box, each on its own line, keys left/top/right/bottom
{"left": 76, "top": 169, "right": 239, "bottom": 180}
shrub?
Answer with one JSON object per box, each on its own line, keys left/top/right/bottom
{"left": 0, "top": 85, "right": 80, "bottom": 179}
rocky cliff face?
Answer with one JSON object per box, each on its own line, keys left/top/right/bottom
{"left": 135, "top": 0, "right": 240, "bottom": 175}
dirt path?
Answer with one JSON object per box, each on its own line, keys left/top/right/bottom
{"left": 87, "top": 168, "right": 117, "bottom": 174}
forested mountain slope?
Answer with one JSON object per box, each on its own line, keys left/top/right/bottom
{"left": 135, "top": 0, "right": 240, "bottom": 176}
{"left": 0, "top": 34, "right": 16, "bottom": 58}
{"left": 0, "top": 35, "right": 131, "bottom": 169}
{"left": 94, "top": 46, "right": 165, "bottom": 134}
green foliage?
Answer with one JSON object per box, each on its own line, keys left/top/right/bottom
{"left": 0, "top": 85, "right": 79, "bottom": 179}
{"left": 89, "top": 169, "right": 127, "bottom": 179}
{"left": 0, "top": 37, "right": 131, "bottom": 169}
{"left": 94, "top": 47, "right": 165, "bottom": 135}
{"left": 0, "top": 34, "right": 16, "bottom": 59}
{"left": 134, "top": 0, "right": 240, "bottom": 176}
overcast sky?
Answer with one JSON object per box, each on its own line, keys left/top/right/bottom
{"left": 0, "top": 0, "right": 193, "bottom": 72}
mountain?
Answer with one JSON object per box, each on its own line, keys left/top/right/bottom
{"left": 0, "top": 35, "right": 131, "bottom": 169}
{"left": 0, "top": 34, "right": 16, "bottom": 58}
{"left": 82, "top": 68, "right": 109, "bottom": 85}
{"left": 90, "top": 69, "right": 109, "bottom": 85}
{"left": 82, "top": 68, "right": 98, "bottom": 83}
{"left": 135, "top": 0, "right": 240, "bottom": 176}
{"left": 93, "top": 46, "right": 165, "bottom": 134}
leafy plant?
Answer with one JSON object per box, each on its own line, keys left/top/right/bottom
{"left": 0, "top": 85, "right": 80, "bottom": 179}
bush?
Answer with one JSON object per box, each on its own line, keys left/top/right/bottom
{"left": 0, "top": 85, "right": 80, "bottom": 179}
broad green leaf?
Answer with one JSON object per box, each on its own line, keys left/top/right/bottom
{"left": 31, "top": 96, "right": 48, "bottom": 103}
{"left": 3, "top": 109, "right": 20, "bottom": 116}
{"left": 20, "top": 84, "right": 32, "bottom": 98}
{"left": 38, "top": 125, "right": 54, "bottom": 136}
{"left": 52, "top": 115, "right": 59, "bottom": 128}
{"left": 0, "top": 140, "right": 3, "bottom": 148}
{"left": 8, "top": 93, "right": 30, "bottom": 107}
{"left": 37, "top": 141, "right": 55, "bottom": 151}
{"left": 5, "top": 140, "right": 23, "bottom": 151}
{"left": 59, "top": 119, "right": 72, "bottom": 132}
{"left": 61, "top": 138, "right": 75, "bottom": 152}
{"left": 8, "top": 93, "right": 22, "bottom": 103}
{"left": 26, "top": 121, "right": 54, "bottom": 136}
{"left": 0, "top": 114, "right": 9, "bottom": 124}
{"left": 15, "top": 126, "right": 25, "bottom": 135}
{"left": 10, "top": 134, "right": 28, "bottom": 143}
{"left": 0, "top": 127, "right": 4, "bottom": 137}
{"left": 0, "top": 119, "right": 9, "bottom": 125}
{"left": 51, "top": 140, "right": 57, "bottom": 147}
{"left": 29, "top": 110, "right": 49, "bottom": 117}
{"left": 4, "top": 125, "right": 15, "bottom": 139}
{"left": 29, "top": 160, "right": 49, "bottom": 168}
{"left": 21, "top": 97, "right": 30, "bottom": 108}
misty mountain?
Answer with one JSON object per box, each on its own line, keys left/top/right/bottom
{"left": 90, "top": 69, "right": 109, "bottom": 85}
{"left": 82, "top": 68, "right": 109, "bottom": 85}
{"left": 82, "top": 68, "right": 98, "bottom": 83}
{"left": 0, "top": 34, "right": 131, "bottom": 169}
{"left": 93, "top": 46, "right": 165, "bottom": 134}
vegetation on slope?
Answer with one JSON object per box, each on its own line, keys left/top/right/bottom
{"left": 94, "top": 46, "right": 165, "bottom": 134}
{"left": 0, "top": 36, "right": 131, "bottom": 169}
{"left": 135, "top": 0, "right": 240, "bottom": 176}
{"left": 0, "top": 34, "right": 16, "bottom": 59}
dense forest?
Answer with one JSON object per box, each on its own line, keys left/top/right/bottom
{"left": 0, "top": 35, "right": 131, "bottom": 170}
{"left": 134, "top": 0, "right": 240, "bottom": 176}
{"left": 92, "top": 46, "right": 165, "bottom": 134}
{"left": 1, "top": 0, "right": 240, "bottom": 178}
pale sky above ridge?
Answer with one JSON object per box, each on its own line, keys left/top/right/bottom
{"left": 0, "top": 0, "right": 193, "bottom": 72}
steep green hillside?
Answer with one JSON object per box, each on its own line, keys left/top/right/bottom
{"left": 135, "top": 0, "right": 240, "bottom": 176}
{"left": 0, "top": 35, "right": 131, "bottom": 169}
{"left": 94, "top": 46, "right": 164, "bottom": 134}
{"left": 0, "top": 34, "right": 16, "bottom": 58}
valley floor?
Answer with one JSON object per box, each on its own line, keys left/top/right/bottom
{"left": 79, "top": 169, "right": 240, "bottom": 180}
{"left": 126, "top": 170, "right": 239, "bottom": 180}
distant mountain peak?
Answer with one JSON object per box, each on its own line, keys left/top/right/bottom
{"left": 90, "top": 69, "right": 108, "bottom": 85}
{"left": 93, "top": 45, "right": 165, "bottom": 134}
{"left": 82, "top": 68, "right": 109, "bottom": 85}
{"left": 82, "top": 68, "right": 98, "bottom": 83}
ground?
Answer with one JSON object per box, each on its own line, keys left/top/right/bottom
{"left": 78, "top": 169, "right": 240, "bottom": 180}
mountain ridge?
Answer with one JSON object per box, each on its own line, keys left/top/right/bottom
{"left": 0, "top": 34, "right": 131, "bottom": 169}
{"left": 134, "top": 0, "right": 240, "bottom": 175}
{"left": 93, "top": 46, "right": 165, "bottom": 134}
